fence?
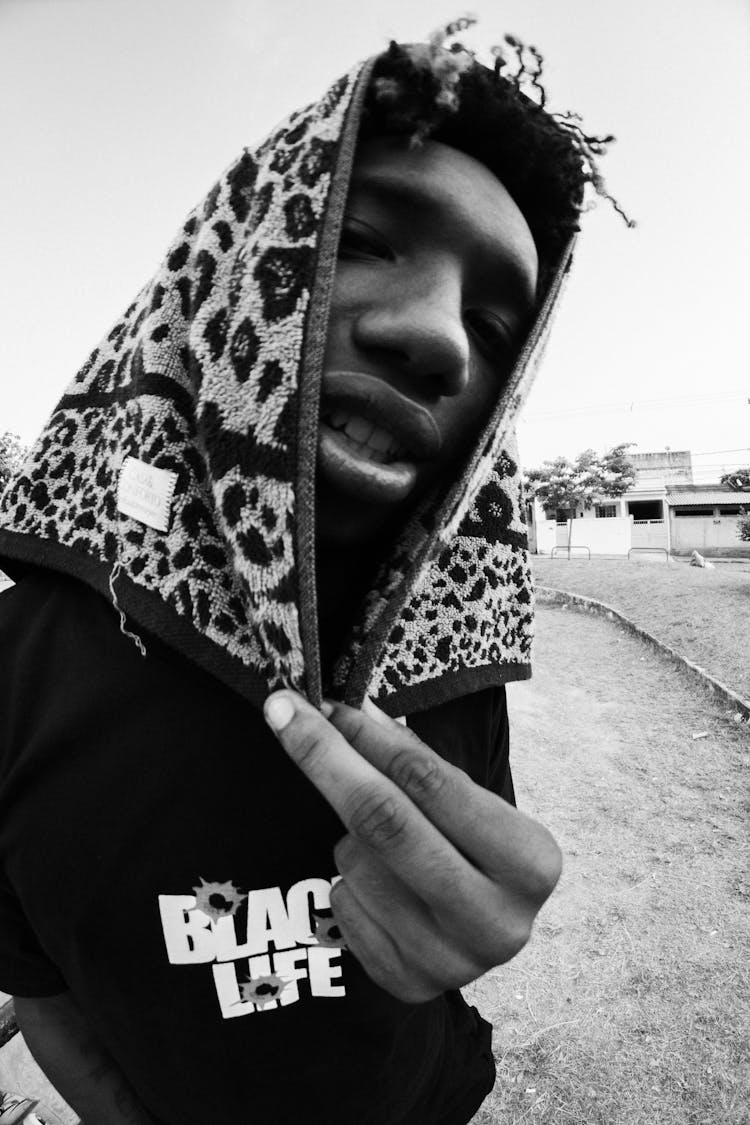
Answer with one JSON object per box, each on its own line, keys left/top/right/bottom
{"left": 631, "top": 517, "right": 667, "bottom": 550}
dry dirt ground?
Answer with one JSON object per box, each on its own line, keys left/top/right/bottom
{"left": 467, "top": 604, "right": 750, "bottom": 1125}
{"left": 532, "top": 556, "right": 750, "bottom": 703}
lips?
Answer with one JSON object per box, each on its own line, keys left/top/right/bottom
{"left": 320, "top": 371, "right": 442, "bottom": 461}
{"left": 317, "top": 371, "right": 442, "bottom": 504}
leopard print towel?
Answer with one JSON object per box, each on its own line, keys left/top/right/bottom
{"left": 0, "top": 55, "right": 574, "bottom": 716}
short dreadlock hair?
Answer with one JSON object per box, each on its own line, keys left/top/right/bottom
{"left": 360, "top": 21, "right": 633, "bottom": 294}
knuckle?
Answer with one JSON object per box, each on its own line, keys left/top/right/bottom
{"left": 363, "top": 942, "right": 404, "bottom": 989}
{"left": 468, "top": 892, "right": 535, "bottom": 967}
{"left": 386, "top": 978, "right": 441, "bottom": 1004}
{"left": 289, "top": 724, "right": 328, "bottom": 772}
{"left": 345, "top": 786, "right": 409, "bottom": 850}
{"left": 330, "top": 903, "right": 404, "bottom": 986}
{"left": 481, "top": 914, "right": 533, "bottom": 967}
{"left": 525, "top": 832, "right": 564, "bottom": 902}
{"left": 500, "top": 915, "right": 534, "bottom": 961}
{"left": 388, "top": 748, "right": 447, "bottom": 802}
{"left": 412, "top": 943, "right": 479, "bottom": 994}
{"left": 361, "top": 943, "right": 436, "bottom": 1004}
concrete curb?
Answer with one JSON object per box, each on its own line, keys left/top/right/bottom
{"left": 536, "top": 585, "right": 750, "bottom": 724}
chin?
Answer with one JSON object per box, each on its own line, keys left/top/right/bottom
{"left": 315, "top": 482, "right": 404, "bottom": 550}
{"left": 316, "top": 513, "right": 387, "bottom": 549}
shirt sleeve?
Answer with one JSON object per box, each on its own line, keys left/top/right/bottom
{"left": 486, "top": 685, "right": 516, "bottom": 806}
{"left": 0, "top": 877, "right": 68, "bottom": 997}
{"left": 0, "top": 582, "right": 65, "bottom": 996}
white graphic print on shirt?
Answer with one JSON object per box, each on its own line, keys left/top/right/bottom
{"left": 159, "top": 875, "right": 346, "bottom": 1018}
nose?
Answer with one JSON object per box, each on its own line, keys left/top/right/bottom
{"left": 351, "top": 275, "right": 470, "bottom": 399}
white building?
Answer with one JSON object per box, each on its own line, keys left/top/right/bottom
{"left": 528, "top": 450, "right": 750, "bottom": 558}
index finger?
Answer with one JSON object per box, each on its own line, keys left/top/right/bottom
{"left": 263, "top": 690, "right": 483, "bottom": 909}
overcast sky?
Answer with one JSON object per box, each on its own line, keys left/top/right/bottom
{"left": 2, "top": 0, "right": 749, "bottom": 482}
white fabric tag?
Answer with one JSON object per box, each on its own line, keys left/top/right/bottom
{"left": 117, "top": 456, "right": 177, "bottom": 533}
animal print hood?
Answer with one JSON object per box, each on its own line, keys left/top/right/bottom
{"left": 0, "top": 47, "right": 574, "bottom": 717}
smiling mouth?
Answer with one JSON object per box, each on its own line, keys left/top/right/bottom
{"left": 317, "top": 371, "right": 441, "bottom": 504}
{"left": 318, "top": 414, "right": 418, "bottom": 504}
{"left": 321, "top": 409, "right": 410, "bottom": 464}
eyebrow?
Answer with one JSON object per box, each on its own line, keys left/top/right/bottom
{"left": 348, "top": 169, "right": 538, "bottom": 313}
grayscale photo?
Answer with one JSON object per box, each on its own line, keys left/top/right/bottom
{"left": 0, "top": 1, "right": 748, "bottom": 1122}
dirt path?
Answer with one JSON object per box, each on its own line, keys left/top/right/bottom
{"left": 469, "top": 604, "right": 750, "bottom": 1124}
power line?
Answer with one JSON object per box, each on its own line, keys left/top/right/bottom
{"left": 688, "top": 461, "right": 750, "bottom": 469}
{"left": 691, "top": 447, "right": 750, "bottom": 457}
{"left": 522, "top": 390, "right": 749, "bottom": 423}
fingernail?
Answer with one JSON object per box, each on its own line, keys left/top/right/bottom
{"left": 321, "top": 700, "right": 335, "bottom": 718}
{"left": 264, "top": 692, "right": 296, "bottom": 732}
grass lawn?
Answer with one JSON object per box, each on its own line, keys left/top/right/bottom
{"left": 467, "top": 604, "right": 750, "bottom": 1124}
{"left": 531, "top": 556, "right": 750, "bottom": 703}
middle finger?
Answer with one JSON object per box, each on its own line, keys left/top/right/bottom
{"left": 327, "top": 698, "right": 559, "bottom": 892}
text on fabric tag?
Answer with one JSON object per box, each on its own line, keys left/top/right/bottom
{"left": 117, "top": 456, "right": 177, "bottom": 533}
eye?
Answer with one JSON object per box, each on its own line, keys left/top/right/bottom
{"left": 337, "top": 218, "right": 394, "bottom": 261}
{"left": 465, "top": 311, "right": 516, "bottom": 366}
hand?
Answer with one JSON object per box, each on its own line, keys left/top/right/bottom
{"left": 263, "top": 691, "right": 562, "bottom": 1004}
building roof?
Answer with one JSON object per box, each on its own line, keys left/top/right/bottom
{"left": 666, "top": 490, "right": 749, "bottom": 506}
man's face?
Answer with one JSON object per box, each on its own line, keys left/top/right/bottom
{"left": 316, "top": 136, "right": 538, "bottom": 548}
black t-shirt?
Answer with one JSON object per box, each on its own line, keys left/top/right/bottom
{"left": 0, "top": 569, "right": 512, "bottom": 1125}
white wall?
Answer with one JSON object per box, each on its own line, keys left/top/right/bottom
{"left": 565, "top": 516, "right": 632, "bottom": 555}
{"left": 670, "top": 513, "right": 749, "bottom": 556}
{"left": 632, "top": 520, "right": 668, "bottom": 549}
{"left": 534, "top": 519, "right": 557, "bottom": 555}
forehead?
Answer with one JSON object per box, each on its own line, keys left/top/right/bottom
{"left": 348, "top": 137, "right": 539, "bottom": 306}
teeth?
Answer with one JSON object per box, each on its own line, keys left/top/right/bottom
{"left": 354, "top": 442, "right": 384, "bottom": 463}
{"left": 344, "top": 416, "right": 373, "bottom": 443}
{"left": 324, "top": 410, "right": 407, "bottom": 462}
{"left": 338, "top": 433, "right": 389, "bottom": 464}
{"left": 368, "top": 427, "right": 395, "bottom": 453}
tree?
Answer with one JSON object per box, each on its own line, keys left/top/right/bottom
{"left": 0, "top": 431, "right": 28, "bottom": 490}
{"left": 525, "top": 443, "right": 636, "bottom": 517}
{"left": 736, "top": 510, "right": 750, "bottom": 542}
{"left": 720, "top": 467, "right": 750, "bottom": 492}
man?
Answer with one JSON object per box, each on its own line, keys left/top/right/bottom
{"left": 0, "top": 23, "right": 626, "bottom": 1125}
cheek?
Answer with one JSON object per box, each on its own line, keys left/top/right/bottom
{"left": 322, "top": 282, "right": 360, "bottom": 361}
{"left": 438, "top": 365, "right": 499, "bottom": 461}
